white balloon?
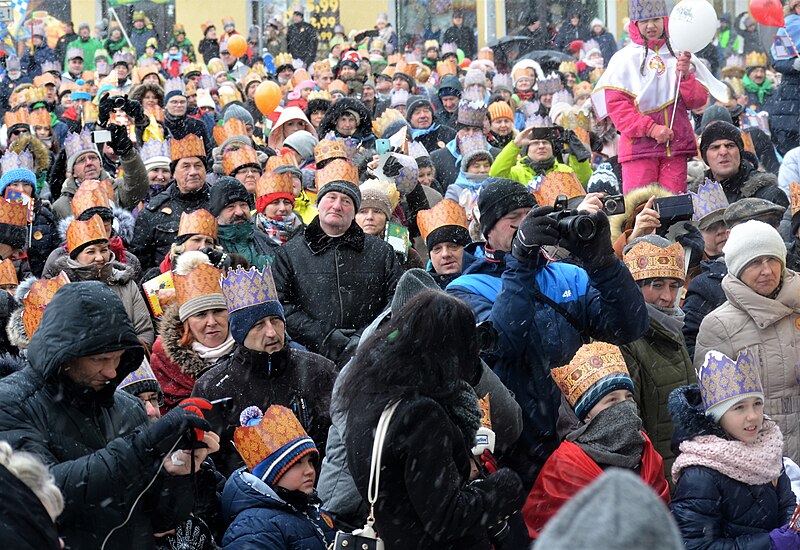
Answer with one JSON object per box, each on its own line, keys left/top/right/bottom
{"left": 669, "top": 0, "right": 719, "bottom": 53}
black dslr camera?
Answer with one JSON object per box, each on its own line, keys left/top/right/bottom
{"left": 653, "top": 194, "right": 694, "bottom": 236}
{"left": 110, "top": 95, "right": 127, "bottom": 110}
{"left": 548, "top": 194, "right": 597, "bottom": 241}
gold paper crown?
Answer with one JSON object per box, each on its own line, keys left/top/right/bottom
{"left": 222, "top": 145, "right": 260, "bottom": 176}
{"left": 328, "top": 80, "right": 348, "bottom": 94}
{"left": 313, "top": 139, "right": 347, "bottom": 164}
{"left": 170, "top": 134, "right": 205, "bottom": 161}
{"left": 478, "top": 394, "right": 492, "bottom": 429}
{"left": 22, "top": 272, "right": 70, "bottom": 338}
{"left": 312, "top": 59, "right": 332, "bottom": 75}
{"left": 0, "top": 197, "right": 28, "bottom": 227}
{"left": 66, "top": 214, "right": 107, "bottom": 253}
{"left": 590, "top": 68, "right": 605, "bottom": 84}
{"left": 623, "top": 240, "right": 685, "bottom": 282}
{"left": 213, "top": 118, "right": 248, "bottom": 146}
{"left": 71, "top": 180, "right": 112, "bottom": 218}
{"left": 174, "top": 261, "right": 223, "bottom": 307}
{"left": 315, "top": 159, "right": 359, "bottom": 192}
{"left": 26, "top": 86, "right": 46, "bottom": 104}
{"left": 394, "top": 60, "right": 418, "bottom": 79}
{"left": 550, "top": 342, "right": 630, "bottom": 410}
{"left": 178, "top": 209, "right": 217, "bottom": 240}
{"left": 745, "top": 51, "right": 768, "bottom": 68}
{"left": 0, "top": 258, "right": 18, "bottom": 287}
{"left": 4, "top": 108, "right": 30, "bottom": 128}
{"left": 181, "top": 62, "right": 203, "bottom": 77}
{"left": 83, "top": 102, "right": 99, "bottom": 124}
{"left": 256, "top": 169, "right": 294, "bottom": 199}
{"left": 572, "top": 81, "right": 594, "bottom": 99}
{"left": 184, "top": 80, "right": 197, "bottom": 96}
{"left": 791, "top": 182, "right": 800, "bottom": 218}
{"left": 559, "top": 61, "right": 578, "bottom": 75}
{"left": 532, "top": 171, "right": 584, "bottom": 207}
{"left": 138, "top": 63, "right": 160, "bottom": 81}
{"left": 417, "top": 199, "right": 469, "bottom": 241}
{"left": 274, "top": 52, "right": 294, "bottom": 69}
{"left": 436, "top": 60, "right": 457, "bottom": 77}
{"left": 29, "top": 107, "right": 50, "bottom": 127}
{"left": 307, "top": 89, "right": 332, "bottom": 102}
{"left": 381, "top": 66, "right": 396, "bottom": 78}
{"left": 372, "top": 108, "right": 405, "bottom": 138}
{"left": 218, "top": 84, "right": 242, "bottom": 107}
{"left": 386, "top": 54, "right": 402, "bottom": 65}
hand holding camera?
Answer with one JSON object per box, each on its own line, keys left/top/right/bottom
{"left": 511, "top": 206, "right": 559, "bottom": 261}
{"left": 630, "top": 195, "right": 661, "bottom": 239}
{"left": 108, "top": 124, "right": 134, "bottom": 156}
{"left": 563, "top": 128, "right": 591, "bottom": 162}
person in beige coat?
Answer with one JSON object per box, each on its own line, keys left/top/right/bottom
{"left": 695, "top": 220, "right": 800, "bottom": 461}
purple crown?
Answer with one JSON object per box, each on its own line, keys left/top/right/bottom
{"left": 456, "top": 99, "right": 488, "bottom": 128}
{"left": 552, "top": 90, "right": 574, "bottom": 107}
{"left": 537, "top": 73, "right": 564, "bottom": 95}
{"left": 459, "top": 133, "right": 491, "bottom": 162}
{"left": 64, "top": 130, "right": 98, "bottom": 162}
{"left": 41, "top": 60, "right": 61, "bottom": 74}
{"left": 164, "top": 77, "right": 186, "bottom": 95}
{"left": 118, "top": 360, "right": 159, "bottom": 391}
{"left": 1, "top": 150, "right": 34, "bottom": 174}
{"left": 140, "top": 139, "right": 171, "bottom": 165}
{"left": 699, "top": 349, "right": 763, "bottom": 412}
{"left": 441, "top": 42, "right": 458, "bottom": 55}
{"left": 691, "top": 179, "right": 730, "bottom": 221}
{"left": 221, "top": 265, "right": 280, "bottom": 313}
{"left": 408, "top": 140, "right": 429, "bottom": 160}
{"left": 492, "top": 73, "right": 513, "bottom": 90}
{"left": 629, "top": 0, "right": 668, "bottom": 21}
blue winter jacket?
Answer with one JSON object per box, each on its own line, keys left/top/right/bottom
{"left": 446, "top": 243, "right": 505, "bottom": 322}
{"left": 222, "top": 468, "right": 335, "bottom": 550}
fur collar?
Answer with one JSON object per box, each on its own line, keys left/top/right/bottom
{"left": 609, "top": 184, "right": 673, "bottom": 244}
{"left": 158, "top": 302, "right": 207, "bottom": 377}
{"left": 7, "top": 276, "right": 39, "bottom": 350}
{"left": 57, "top": 207, "right": 136, "bottom": 244}
{"left": 304, "top": 216, "right": 365, "bottom": 255}
{"left": 9, "top": 134, "right": 50, "bottom": 172}
{"left": 51, "top": 254, "right": 136, "bottom": 285}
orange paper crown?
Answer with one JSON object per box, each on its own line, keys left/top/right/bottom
{"left": 265, "top": 154, "right": 295, "bottom": 172}
{"left": 436, "top": 60, "right": 457, "bottom": 77}
{"left": 4, "top": 108, "right": 30, "bottom": 128}
{"left": 624, "top": 240, "right": 686, "bottom": 282}
{"left": 66, "top": 214, "right": 107, "bottom": 253}
{"left": 222, "top": 144, "right": 260, "bottom": 176}
{"left": 315, "top": 158, "right": 359, "bottom": 192}
{"left": 71, "top": 180, "right": 112, "bottom": 218}
{"left": 213, "top": 118, "right": 248, "bottom": 146}
{"left": 170, "top": 134, "right": 205, "bottom": 161}
{"left": 22, "top": 272, "right": 70, "bottom": 338}
{"left": 478, "top": 394, "right": 492, "bottom": 429}
{"left": 0, "top": 197, "right": 28, "bottom": 227}
{"left": 256, "top": 170, "right": 294, "bottom": 199}
{"left": 790, "top": 182, "right": 800, "bottom": 218}
{"left": 550, "top": 341, "right": 630, "bottom": 412}
{"left": 531, "top": 171, "right": 585, "bottom": 206}
{"left": 173, "top": 261, "right": 224, "bottom": 307}
{"left": 178, "top": 209, "right": 217, "bottom": 240}
{"left": 313, "top": 139, "right": 347, "bottom": 164}
{"left": 0, "top": 258, "right": 18, "bottom": 287}
{"left": 394, "top": 60, "right": 418, "bottom": 78}
{"left": 417, "top": 199, "right": 469, "bottom": 241}
{"left": 29, "top": 107, "right": 51, "bottom": 127}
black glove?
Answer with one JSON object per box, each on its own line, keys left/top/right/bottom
{"left": 139, "top": 401, "right": 211, "bottom": 456}
{"left": 319, "top": 328, "right": 357, "bottom": 362}
{"left": 565, "top": 128, "right": 591, "bottom": 162}
{"left": 559, "top": 210, "right": 616, "bottom": 270}
{"left": 122, "top": 98, "right": 148, "bottom": 127}
{"left": 476, "top": 467, "right": 525, "bottom": 521}
{"left": 674, "top": 222, "right": 704, "bottom": 268}
{"left": 98, "top": 94, "right": 115, "bottom": 127}
{"left": 511, "top": 206, "right": 558, "bottom": 261}
{"left": 108, "top": 123, "right": 133, "bottom": 156}
{"left": 383, "top": 155, "right": 403, "bottom": 178}
{"left": 200, "top": 247, "right": 230, "bottom": 270}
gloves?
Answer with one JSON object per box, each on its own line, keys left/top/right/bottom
{"left": 383, "top": 155, "right": 404, "bottom": 178}
{"left": 319, "top": 328, "right": 357, "bottom": 362}
{"left": 122, "top": 98, "right": 148, "bottom": 127}
{"left": 478, "top": 467, "right": 525, "bottom": 520}
{"left": 478, "top": 449, "right": 499, "bottom": 474}
{"left": 108, "top": 124, "right": 133, "bottom": 156}
{"left": 511, "top": 206, "right": 558, "bottom": 261}
{"left": 559, "top": 210, "right": 617, "bottom": 270}
{"left": 98, "top": 94, "right": 115, "bottom": 127}
{"left": 676, "top": 52, "right": 691, "bottom": 76}
{"left": 139, "top": 398, "right": 211, "bottom": 456}
{"left": 565, "top": 129, "right": 591, "bottom": 162}
{"left": 200, "top": 247, "right": 230, "bottom": 270}
{"left": 647, "top": 124, "right": 674, "bottom": 145}
{"left": 178, "top": 397, "right": 213, "bottom": 444}
{"left": 769, "top": 525, "right": 800, "bottom": 550}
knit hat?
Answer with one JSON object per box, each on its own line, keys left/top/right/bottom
{"left": 722, "top": 219, "right": 786, "bottom": 278}
{"left": 698, "top": 105, "right": 732, "bottom": 134}
{"left": 723, "top": 198, "right": 786, "bottom": 228}
{"left": 0, "top": 168, "right": 36, "bottom": 196}
{"left": 173, "top": 251, "right": 227, "bottom": 323}
{"left": 223, "top": 103, "right": 255, "bottom": 127}
{"left": 699, "top": 349, "right": 764, "bottom": 422}
{"left": 234, "top": 405, "right": 317, "bottom": 485}
{"left": 699, "top": 121, "right": 743, "bottom": 164}
{"left": 464, "top": 69, "right": 485, "bottom": 89}
{"left": 551, "top": 341, "right": 635, "bottom": 421}
{"left": 118, "top": 360, "right": 163, "bottom": 400}
{"left": 487, "top": 101, "right": 514, "bottom": 121}
{"left": 390, "top": 89, "right": 409, "bottom": 108}
{"left": 221, "top": 265, "right": 285, "bottom": 345}
{"left": 209, "top": 177, "right": 251, "bottom": 217}
{"left": 315, "top": 158, "right": 361, "bottom": 211}
{"left": 283, "top": 130, "right": 319, "bottom": 161}
{"left": 359, "top": 180, "right": 398, "bottom": 219}
{"left": 586, "top": 162, "right": 620, "bottom": 195}
{"left": 477, "top": 177, "right": 536, "bottom": 239}
{"left": 390, "top": 268, "right": 440, "bottom": 313}
{"left": 406, "top": 96, "right": 433, "bottom": 120}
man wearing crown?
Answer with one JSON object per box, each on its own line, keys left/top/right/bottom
{"left": 743, "top": 52, "right": 772, "bottom": 109}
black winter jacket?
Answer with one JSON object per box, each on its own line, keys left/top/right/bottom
{"left": 682, "top": 258, "right": 728, "bottom": 361}
{"left": 763, "top": 58, "right": 800, "bottom": 156}
{"left": 27, "top": 202, "right": 59, "bottom": 277}
{"left": 705, "top": 162, "right": 789, "bottom": 208}
{"left": 413, "top": 124, "right": 456, "bottom": 154}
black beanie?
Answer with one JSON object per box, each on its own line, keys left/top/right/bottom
{"left": 478, "top": 177, "right": 537, "bottom": 239}
{"left": 406, "top": 96, "right": 433, "bottom": 121}
{"left": 209, "top": 176, "right": 251, "bottom": 217}
{"left": 699, "top": 121, "right": 743, "bottom": 164}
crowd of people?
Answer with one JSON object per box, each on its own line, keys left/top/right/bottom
{"left": 0, "top": 1, "right": 798, "bottom": 549}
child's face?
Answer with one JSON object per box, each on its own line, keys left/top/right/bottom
{"left": 584, "top": 389, "right": 634, "bottom": 423}
{"left": 467, "top": 158, "right": 491, "bottom": 175}
{"left": 720, "top": 396, "right": 764, "bottom": 444}
{"left": 276, "top": 454, "right": 316, "bottom": 494}
{"left": 418, "top": 166, "right": 434, "bottom": 187}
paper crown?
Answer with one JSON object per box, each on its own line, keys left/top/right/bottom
{"left": 140, "top": 138, "right": 171, "bottom": 165}
{"left": 170, "top": 134, "right": 205, "bottom": 161}
{"left": 459, "top": 133, "right": 492, "bottom": 162}
{"left": 64, "top": 130, "right": 98, "bottom": 162}
{"left": 71, "top": 180, "right": 112, "bottom": 218}
{"left": 538, "top": 73, "right": 563, "bottom": 95}
{"left": 313, "top": 139, "right": 348, "bottom": 164}
{"left": 790, "top": 182, "right": 800, "bottom": 218}
{"left": 213, "top": 118, "right": 248, "bottom": 147}
{"left": 315, "top": 158, "right": 359, "bottom": 192}
{"left": 394, "top": 60, "right": 418, "bottom": 79}
{"left": 408, "top": 140, "right": 429, "bottom": 160}
{"left": 379, "top": 153, "right": 418, "bottom": 195}
{"left": 371, "top": 108, "right": 405, "bottom": 139}
{"left": 184, "top": 80, "right": 197, "bottom": 97}
{"left": 41, "top": 60, "right": 62, "bottom": 74}
{"left": 222, "top": 145, "right": 260, "bottom": 176}
{"left": 0, "top": 197, "right": 28, "bottom": 227}
{"left": 290, "top": 69, "right": 311, "bottom": 88}
{"left": 312, "top": 59, "right": 332, "bottom": 76}
{"left": 551, "top": 90, "right": 575, "bottom": 108}
{"left": 531, "top": 171, "right": 584, "bottom": 207}
{"left": 82, "top": 102, "right": 99, "bottom": 124}
{"left": 691, "top": 179, "right": 730, "bottom": 222}
{"left": 4, "top": 108, "right": 29, "bottom": 129}
{"left": 698, "top": 349, "right": 763, "bottom": 412}
{"left": 624, "top": 240, "right": 685, "bottom": 281}
{"left": 417, "top": 199, "right": 469, "bottom": 241}
{"left": 182, "top": 62, "right": 203, "bottom": 77}
{"left": 178, "top": 209, "right": 217, "bottom": 239}
{"left": 22, "top": 272, "right": 70, "bottom": 338}
{"left": 221, "top": 265, "right": 280, "bottom": 313}
{"left": 559, "top": 61, "right": 578, "bottom": 75}
{"left": 274, "top": 52, "right": 294, "bottom": 69}
{"left": 424, "top": 39, "right": 440, "bottom": 52}
{"left": 1, "top": 150, "right": 34, "bottom": 174}
{"left": 26, "top": 86, "right": 47, "bottom": 104}
{"left": 233, "top": 404, "right": 317, "bottom": 484}
{"left": 164, "top": 77, "right": 185, "bottom": 96}
{"left": 551, "top": 341, "right": 633, "bottom": 420}
{"left": 256, "top": 169, "right": 294, "bottom": 200}
{"left": 456, "top": 99, "right": 488, "bottom": 128}
{"left": 441, "top": 42, "right": 458, "bottom": 55}
{"left": 307, "top": 89, "right": 332, "bottom": 103}
{"left": 118, "top": 360, "right": 159, "bottom": 393}
{"left": 0, "top": 258, "right": 17, "bottom": 287}
{"left": 477, "top": 47, "right": 494, "bottom": 61}
{"left": 477, "top": 394, "right": 492, "bottom": 429}
{"left": 629, "top": 0, "right": 668, "bottom": 21}
{"left": 327, "top": 79, "right": 348, "bottom": 94}
{"left": 173, "top": 260, "right": 224, "bottom": 308}
{"left": 29, "top": 107, "right": 50, "bottom": 128}
{"left": 590, "top": 68, "right": 605, "bottom": 84}
{"left": 66, "top": 214, "right": 106, "bottom": 253}
{"left": 492, "top": 72, "right": 513, "bottom": 90}
{"left": 745, "top": 51, "right": 768, "bottom": 69}
{"left": 436, "top": 60, "right": 458, "bottom": 77}
{"left": 369, "top": 38, "right": 385, "bottom": 52}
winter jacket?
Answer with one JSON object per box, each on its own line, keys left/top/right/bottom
{"left": 55, "top": 32, "right": 77, "bottom": 65}
{"left": 51, "top": 147, "right": 150, "bottom": 220}
{"left": 446, "top": 244, "right": 506, "bottom": 322}
{"left": 20, "top": 44, "right": 56, "bottom": 78}
{"left": 272, "top": 217, "right": 401, "bottom": 362}
{"left": 778, "top": 145, "right": 800, "bottom": 198}
{"left": 221, "top": 468, "right": 334, "bottom": 549}
{"left": 705, "top": 162, "right": 790, "bottom": 209}
{"left": 65, "top": 36, "right": 103, "bottom": 71}
{"left": 620, "top": 314, "right": 696, "bottom": 481}
{"left": 218, "top": 222, "right": 280, "bottom": 269}
{"left": 129, "top": 26, "right": 157, "bottom": 58}
{"left": 695, "top": 270, "right": 800, "bottom": 461}
{"left": 431, "top": 140, "right": 503, "bottom": 192}
{"left": 287, "top": 21, "right": 318, "bottom": 67}
{"left": 0, "top": 461, "right": 61, "bottom": 550}
{"left": 0, "top": 282, "right": 193, "bottom": 549}
{"left": 26, "top": 202, "right": 59, "bottom": 277}
{"left": 443, "top": 24, "right": 476, "bottom": 59}
{"left": 130, "top": 182, "right": 211, "bottom": 270}
{"left": 554, "top": 21, "right": 590, "bottom": 52}
{"left": 763, "top": 56, "right": 800, "bottom": 156}
{"left": 488, "top": 141, "right": 592, "bottom": 187}
{"left": 682, "top": 258, "right": 728, "bottom": 360}
{"left": 317, "top": 98, "right": 376, "bottom": 151}
{"left": 669, "top": 385, "right": 796, "bottom": 549}
{"left": 192, "top": 343, "right": 335, "bottom": 477}
{"left": 198, "top": 38, "right": 219, "bottom": 64}
{"left": 591, "top": 29, "right": 618, "bottom": 64}
{"left": 411, "top": 123, "right": 456, "bottom": 154}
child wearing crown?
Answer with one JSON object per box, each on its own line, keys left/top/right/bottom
{"left": 222, "top": 404, "right": 335, "bottom": 549}
{"left": 521, "top": 341, "right": 669, "bottom": 539}
{"left": 669, "top": 350, "right": 799, "bottom": 548}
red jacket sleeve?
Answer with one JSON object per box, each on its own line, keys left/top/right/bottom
{"left": 678, "top": 72, "right": 708, "bottom": 111}
{"left": 605, "top": 89, "right": 655, "bottom": 139}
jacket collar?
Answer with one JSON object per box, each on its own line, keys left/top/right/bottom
{"left": 304, "top": 216, "right": 365, "bottom": 255}
{"left": 232, "top": 343, "right": 290, "bottom": 377}
{"left": 722, "top": 270, "right": 800, "bottom": 326}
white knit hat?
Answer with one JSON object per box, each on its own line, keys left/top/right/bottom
{"left": 722, "top": 220, "right": 786, "bottom": 278}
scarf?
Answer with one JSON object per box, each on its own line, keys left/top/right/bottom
{"left": 190, "top": 333, "right": 236, "bottom": 362}
{"left": 445, "top": 138, "right": 463, "bottom": 168}
{"left": 256, "top": 212, "right": 301, "bottom": 245}
{"left": 516, "top": 91, "right": 534, "bottom": 101}
{"left": 672, "top": 419, "right": 784, "bottom": 485}
{"left": 646, "top": 302, "right": 685, "bottom": 336}
{"left": 108, "top": 236, "right": 127, "bottom": 264}
{"left": 65, "top": 256, "right": 115, "bottom": 282}
{"left": 742, "top": 74, "right": 773, "bottom": 104}
{"left": 522, "top": 155, "right": 555, "bottom": 176}
{"left": 566, "top": 400, "right": 646, "bottom": 469}
{"left": 411, "top": 122, "right": 440, "bottom": 140}
{"left": 487, "top": 131, "right": 514, "bottom": 148}
{"left": 441, "top": 380, "right": 482, "bottom": 449}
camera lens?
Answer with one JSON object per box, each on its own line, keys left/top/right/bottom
{"left": 604, "top": 199, "right": 618, "bottom": 214}
{"left": 559, "top": 215, "right": 596, "bottom": 241}
{"left": 111, "top": 96, "right": 126, "bottom": 109}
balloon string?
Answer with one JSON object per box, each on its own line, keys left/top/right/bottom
{"left": 666, "top": 72, "right": 682, "bottom": 150}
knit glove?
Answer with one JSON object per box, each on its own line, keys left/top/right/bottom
{"left": 138, "top": 399, "right": 211, "bottom": 456}
{"left": 383, "top": 155, "right": 403, "bottom": 178}
{"left": 108, "top": 124, "right": 134, "bottom": 156}
{"left": 122, "top": 98, "right": 148, "bottom": 127}
{"left": 769, "top": 525, "right": 800, "bottom": 550}
{"left": 200, "top": 247, "right": 231, "bottom": 270}
{"left": 511, "top": 206, "right": 558, "bottom": 261}
{"left": 565, "top": 129, "right": 591, "bottom": 162}
{"left": 559, "top": 210, "right": 617, "bottom": 270}
{"left": 319, "top": 328, "right": 357, "bottom": 362}
{"left": 647, "top": 124, "right": 674, "bottom": 145}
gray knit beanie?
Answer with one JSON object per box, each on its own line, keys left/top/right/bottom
{"left": 391, "top": 269, "right": 440, "bottom": 313}
{"left": 283, "top": 130, "right": 319, "bottom": 160}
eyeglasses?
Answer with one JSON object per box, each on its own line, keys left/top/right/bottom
{"left": 140, "top": 394, "right": 164, "bottom": 408}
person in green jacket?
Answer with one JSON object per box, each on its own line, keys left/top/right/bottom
{"left": 66, "top": 23, "right": 102, "bottom": 71}
{"left": 168, "top": 24, "right": 197, "bottom": 63}
{"left": 488, "top": 121, "right": 592, "bottom": 188}
{"left": 620, "top": 235, "right": 696, "bottom": 484}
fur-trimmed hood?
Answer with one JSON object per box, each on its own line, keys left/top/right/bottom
{"left": 129, "top": 82, "right": 165, "bottom": 105}
{"left": 7, "top": 275, "right": 39, "bottom": 350}
{"left": 609, "top": 184, "right": 673, "bottom": 244}
{"left": 158, "top": 301, "right": 207, "bottom": 377}
{"left": 57, "top": 206, "right": 136, "bottom": 244}
{"left": 317, "top": 97, "right": 374, "bottom": 142}
{"left": 741, "top": 171, "right": 779, "bottom": 199}
{"left": 9, "top": 133, "right": 51, "bottom": 173}
{"left": 667, "top": 384, "right": 728, "bottom": 456}
{"left": 50, "top": 253, "right": 137, "bottom": 286}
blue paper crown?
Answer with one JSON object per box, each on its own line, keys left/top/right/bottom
{"left": 691, "top": 178, "right": 730, "bottom": 221}
{"left": 629, "top": 0, "right": 668, "bottom": 21}
{"left": 221, "top": 265, "right": 281, "bottom": 313}
{"left": 698, "top": 349, "right": 763, "bottom": 411}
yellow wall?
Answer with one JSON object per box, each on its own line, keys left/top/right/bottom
{"left": 71, "top": 0, "right": 96, "bottom": 29}
{"left": 339, "top": 1, "right": 384, "bottom": 36}
{"left": 176, "top": 0, "right": 249, "bottom": 52}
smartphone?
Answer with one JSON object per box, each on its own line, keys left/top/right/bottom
{"left": 376, "top": 138, "right": 391, "bottom": 155}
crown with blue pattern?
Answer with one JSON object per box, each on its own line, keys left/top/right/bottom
{"left": 221, "top": 265, "right": 285, "bottom": 345}
{"left": 690, "top": 178, "right": 730, "bottom": 223}
{"left": 629, "top": 0, "right": 668, "bottom": 21}
{"left": 699, "top": 349, "right": 763, "bottom": 420}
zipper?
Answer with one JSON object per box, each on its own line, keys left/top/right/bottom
{"left": 335, "top": 247, "right": 344, "bottom": 325}
{"left": 663, "top": 106, "right": 671, "bottom": 157}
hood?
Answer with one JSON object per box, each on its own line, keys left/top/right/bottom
{"left": 721, "top": 270, "right": 800, "bottom": 327}
{"left": 51, "top": 253, "right": 136, "bottom": 286}
{"left": 56, "top": 206, "right": 135, "bottom": 244}
{"left": 9, "top": 133, "right": 50, "bottom": 173}
{"left": 26, "top": 281, "right": 144, "bottom": 383}
{"left": 0, "top": 351, "right": 27, "bottom": 379}
{"left": 317, "top": 97, "right": 374, "bottom": 141}
{"left": 627, "top": 18, "right": 669, "bottom": 49}
{"left": 667, "top": 384, "right": 727, "bottom": 456}
{"left": 221, "top": 467, "right": 287, "bottom": 523}
{"left": 609, "top": 184, "right": 673, "bottom": 244}
{"left": 7, "top": 276, "right": 40, "bottom": 350}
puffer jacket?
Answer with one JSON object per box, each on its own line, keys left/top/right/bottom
{"left": 272, "top": 217, "right": 401, "bottom": 362}
{"left": 221, "top": 468, "right": 334, "bottom": 549}
{"left": 488, "top": 141, "right": 592, "bottom": 187}
{"left": 695, "top": 270, "right": 800, "bottom": 461}
{"left": 682, "top": 258, "right": 728, "bottom": 360}
{"left": 0, "top": 282, "right": 193, "bottom": 550}
{"left": 620, "top": 312, "right": 696, "bottom": 482}
{"left": 668, "top": 385, "right": 796, "bottom": 549}
{"left": 764, "top": 53, "right": 800, "bottom": 156}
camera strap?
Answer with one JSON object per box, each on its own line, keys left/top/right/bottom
{"left": 531, "top": 284, "right": 590, "bottom": 345}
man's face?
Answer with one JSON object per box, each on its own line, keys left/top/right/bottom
{"left": 293, "top": 14, "right": 302, "bottom": 24}
{"left": 392, "top": 77, "right": 410, "bottom": 92}
{"left": 426, "top": 48, "right": 439, "bottom": 61}
{"left": 148, "top": 167, "right": 171, "bottom": 186}
{"left": 278, "top": 66, "right": 294, "bottom": 83}
{"left": 218, "top": 200, "right": 251, "bottom": 225}
{"left": 430, "top": 242, "right": 464, "bottom": 274}
{"left": 528, "top": 139, "right": 553, "bottom": 162}
{"left": 235, "top": 166, "right": 261, "bottom": 193}
{"left": 361, "top": 86, "right": 375, "bottom": 102}
{"left": 410, "top": 106, "right": 433, "bottom": 129}
{"left": 174, "top": 157, "right": 206, "bottom": 193}
{"left": 166, "top": 95, "right": 187, "bottom": 117}
{"left": 63, "top": 350, "right": 125, "bottom": 391}
{"left": 339, "top": 65, "right": 357, "bottom": 80}
{"left": 68, "top": 58, "right": 84, "bottom": 76}
{"left": 701, "top": 220, "right": 728, "bottom": 257}
{"left": 115, "top": 64, "right": 129, "bottom": 81}
{"left": 442, "top": 95, "right": 459, "bottom": 112}
{"left": 336, "top": 112, "right": 357, "bottom": 136}
{"left": 750, "top": 67, "right": 766, "bottom": 85}
{"left": 73, "top": 152, "right": 101, "bottom": 180}
{"left": 487, "top": 207, "right": 531, "bottom": 251}
{"left": 490, "top": 116, "right": 513, "bottom": 136}
{"left": 79, "top": 27, "right": 89, "bottom": 39}
{"left": 706, "top": 139, "right": 740, "bottom": 180}
{"left": 375, "top": 77, "right": 392, "bottom": 94}
{"left": 317, "top": 71, "right": 334, "bottom": 89}
{"left": 137, "top": 391, "right": 162, "bottom": 421}
{"left": 318, "top": 191, "right": 355, "bottom": 235}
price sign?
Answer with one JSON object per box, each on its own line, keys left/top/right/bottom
{"left": 305, "top": 0, "right": 340, "bottom": 59}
